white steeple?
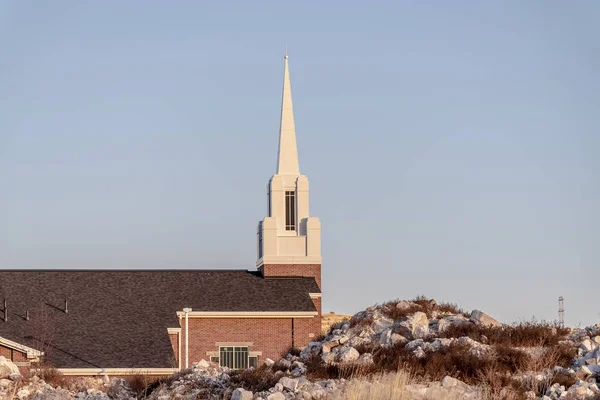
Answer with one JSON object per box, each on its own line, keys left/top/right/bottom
{"left": 256, "top": 54, "right": 321, "bottom": 268}
{"left": 276, "top": 55, "right": 300, "bottom": 176}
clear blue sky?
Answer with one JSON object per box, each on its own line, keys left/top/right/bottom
{"left": 1, "top": 2, "right": 598, "bottom": 327}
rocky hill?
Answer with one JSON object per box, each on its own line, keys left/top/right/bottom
{"left": 1, "top": 297, "right": 599, "bottom": 400}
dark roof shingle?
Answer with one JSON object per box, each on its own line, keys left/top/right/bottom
{"left": 0, "top": 270, "right": 319, "bottom": 368}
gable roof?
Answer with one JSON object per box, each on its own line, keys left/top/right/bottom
{"left": 0, "top": 270, "right": 319, "bottom": 369}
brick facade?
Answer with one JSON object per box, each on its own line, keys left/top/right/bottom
{"left": 168, "top": 333, "right": 179, "bottom": 367}
{"left": 0, "top": 345, "right": 27, "bottom": 362}
{"left": 179, "top": 317, "right": 316, "bottom": 364}
{"left": 260, "top": 264, "right": 322, "bottom": 289}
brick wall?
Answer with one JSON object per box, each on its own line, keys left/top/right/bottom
{"left": 179, "top": 317, "right": 316, "bottom": 364}
{"left": 0, "top": 345, "right": 27, "bottom": 362}
{"left": 260, "top": 264, "right": 322, "bottom": 289}
{"left": 168, "top": 333, "right": 179, "bottom": 367}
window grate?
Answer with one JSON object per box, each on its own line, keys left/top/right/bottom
{"left": 285, "top": 191, "right": 296, "bottom": 231}
{"left": 219, "top": 346, "right": 249, "bottom": 369}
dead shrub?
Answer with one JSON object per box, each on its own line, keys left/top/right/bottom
{"left": 31, "top": 362, "right": 67, "bottom": 388}
{"left": 304, "top": 355, "right": 376, "bottom": 380}
{"left": 349, "top": 313, "right": 374, "bottom": 329}
{"left": 230, "top": 365, "right": 280, "bottom": 392}
{"left": 440, "top": 320, "right": 569, "bottom": 348}
{"left": 550, "top": 371, "right": 577, "bottom": 389}
{"left": 381, "top": 296, "right": 469, "bottom": 321}
{"left": 124, "top": 374, "right": 159, "bottom": 398}
{"left": 282, "top": 346, "right": 301, "bottom": 358}
{"left": 353, "top": 342, "right": 377, "bottom": 355}
{"left": 493, "top": 345, "right": 531, "bottom": 373}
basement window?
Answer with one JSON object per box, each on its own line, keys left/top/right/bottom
{"left": 249, "top": 356, "right": 258, "bottom": 368}
{"left": 210, "top": 356, "right": 219, "bottom": 364}
{"left": 219, "top": 346, "right": 249, "bottom": 369}
{"left": 285, "top": 191, "right": 296, "bottom": 230}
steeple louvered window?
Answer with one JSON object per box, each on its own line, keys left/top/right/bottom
{"left": 285, "top": 191, "right": 296, "bottom": 231}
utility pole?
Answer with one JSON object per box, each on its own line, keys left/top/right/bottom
{"left": 558, "top": 296, "right": 564, "bottom": 329}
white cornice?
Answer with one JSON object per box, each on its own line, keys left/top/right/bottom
{"left": 257, "top": 255, "right": 322, "bottom": 267}
{"left": 309, "top": 293, "right": 321, "bottom": 299}
{"left": 175, "top": 311, "right": 318, "bottom": 319}
{"left": 55, "top": 368, "right": 179, "bottom": 376}
{"left": 0, "top": 336, "right": 43, "bottom": 359}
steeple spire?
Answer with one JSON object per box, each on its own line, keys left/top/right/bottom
{"left": 276, "top": 54, "right": 300, "bottom": 175}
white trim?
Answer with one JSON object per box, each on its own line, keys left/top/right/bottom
{"left": 309, "top": 293, "right": 321, "bottom": 299}
{"left": 257, "top": 256, "right": 322, "bottom": 267}
{"left": 55, "top": 368, "right": 179, "bottom": 376}
{"left": 249, "top": 351, "right": 262, "bottom": 357}
{"left": 167, "top": 328, "right": 181, "bottom": 334}
{"left": 215, "top": 342, "right": 253, "bottom": 347}
{"left": 0, "top": 336, "right": 43, "bottom": 359}
{"left": 175, "top": 311, "right": 318, "bottom": 318}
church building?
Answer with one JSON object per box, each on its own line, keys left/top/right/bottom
{"left": 0, "top": 55, "right": 323, "bottom": 376}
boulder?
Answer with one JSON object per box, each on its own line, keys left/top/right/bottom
{"left": 394, "top": 312, "right": 429, "bottom": 340}
{"left": 580, "top": 339, "right": 595, "bottom": 352}
{"left": 196, "top": 359, "right": 210, "bottom": 368}
{"left": 0, "top": 357, "right": 20, "bottom": 379}
{"left": 321, "top": 352, "right": 335, "bottom": 364}
{"left": 357, "top": 353, "right": 374, "bottom": 365}
{"left": 266, "top": 393, "right": 286, "bottom": 400}
{"left": 300, "top": 342, "right": 322, "bottom": 359}
{"left": 231, "top": 388, "right": 253, "bottom": 400}
{"left": 371, "top": 317, "right": 394, "bottom": 334}
{"left": 437, "top": 318, "right": 450, "bottom": 332}
{"left": 264, "top": 358, "right": 275, "bottom": 367}
{"left": 335, "top": 347, "right": 359, "bottom": 363}
{"left": 469, "top": 310, "right": 501, "bottom": 327}
{"left": 441, "top": 376, "right": 470, "bottom": 391}
{"left": 279, "top": 376, "right": 299, "bottom": 392}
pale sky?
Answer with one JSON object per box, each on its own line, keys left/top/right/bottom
{"left": 1, "top": 2, "right": 598, "bottom": 327}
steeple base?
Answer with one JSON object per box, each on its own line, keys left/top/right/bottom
{"left": 258, "top": 263, "right": 322, "bottom": 290}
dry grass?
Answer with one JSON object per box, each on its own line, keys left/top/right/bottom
{"left": 439, "top": 319, "right": 569, "bottom": 347}
{"left": 380, "top": 296, "right": 469, "bottom": 321}
{"left": 124, "top": 374, "right": 160, "bottom": 397}
{"left": 30, "top": 362, "right": 68, "bottom": 388}
{"left": 230, "top": 365, "right": 282, "bottom": 392}
{"left": 349, "top": 313, "right": 374, "bottom": 329}
{"left": 329, "top": 371, "right": 415, "bottom": 400}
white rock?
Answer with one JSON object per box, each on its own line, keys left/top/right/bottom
{"left": 357, "top": 353, "right": 374, "bottom": 365}
{"left": 580, "top": 339, "right": 594, "bottom": 352}
{"left": 437, "top": 318, "right": 450, "bottom": 332}
{"left": 413, "top": 347, "right": 426, "bottom": 358}
{"left": 300, "top": 342, "right": 322, "bottom": 359}
{"left": 279, "top": 376, "right": 299, "bottom": 392}
{"left": 321, "top": 352, "right": 335, "bottom": 364}
{"left": 0, "top": 356, "right": 20, "bottom": 379}
{"left": 470, "top": 310, "right": 501, "bottom": 327}
{"left": 371, "top": 317, "right": 394, "bottom": 334}
{"left": 264, "top": 358, "right": 275, "bottom": 367}
{"left": 0, "top": 379, "right": 11, "bottom": 388}
{"left": 266, "top": 392, "right": 286, "bottom": 400}
{"left": 196, "top": 359, "right": 210, "bottom": 368}
{"left": 441, "top": 375, "right": 470, "bottom": 390}
{"left": 395, "top": 312, "right": 429, "bottom": 339}
{"left": 335, "top": 347, "right": 360, "bottom": 363}
{"left": 581, "top": 364, "right": 600, "bottom": 375}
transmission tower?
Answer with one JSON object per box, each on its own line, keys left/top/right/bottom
{"left": 558, "top": 296, "right": 564, "bottom": 328}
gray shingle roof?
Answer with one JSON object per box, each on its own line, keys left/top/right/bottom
{"left": 0, "top": 270, "right": 320, "bottom": 369}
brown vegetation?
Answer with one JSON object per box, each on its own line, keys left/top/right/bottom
{"left": 380, "top": 296, "right": 469, "bottom": 320}
{"left": 439, "top": 319, "right": 569, "bottom": 347}
{"left": 230, "top": 365, "right": 282, "bottom": 392}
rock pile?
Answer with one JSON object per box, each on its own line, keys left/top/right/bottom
{"left": 3, "top": 300, "right": 600, "bottom": 400}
